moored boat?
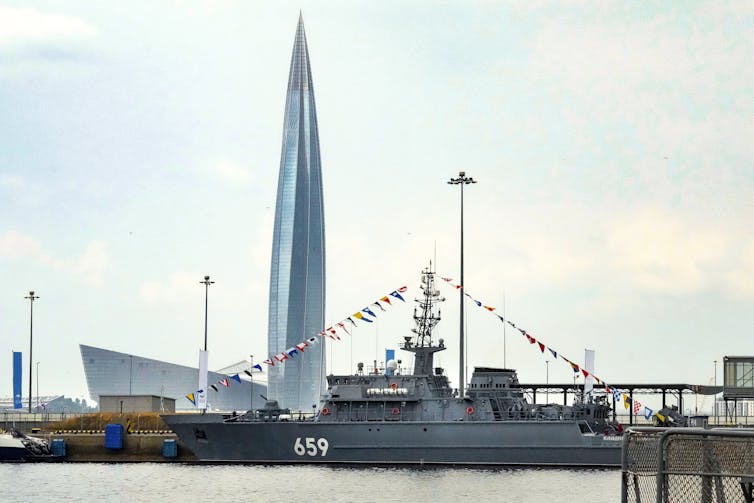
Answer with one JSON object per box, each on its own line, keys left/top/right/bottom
{"left": 0, "top": 429, "right": 54, "bottom": 462}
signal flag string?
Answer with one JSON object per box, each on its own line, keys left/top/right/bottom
{"left": 184, "top": 285, "right": 409, "bottom": 405}
{"left": 438, "top": 276, "right": 666, "bottom": 423}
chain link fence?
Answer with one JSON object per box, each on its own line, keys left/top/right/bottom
{"left": 622, "top": 427, "right": 754, "bottom": 503}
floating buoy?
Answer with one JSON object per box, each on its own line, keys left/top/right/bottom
{"left": 321, "top": 407, "right": 330, "bottom": 415}
{"left": 390, "top": 382, "right": 398, "bottom": 390}
{"left": 392, "top": 407, "right": 400, "bottom": 415}
{"left": 466, "top": 406, "right": 475, "bottom": 415}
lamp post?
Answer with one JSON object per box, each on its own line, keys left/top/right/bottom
{"left": 200, "top": 276, "right": 214, "bottom": 352}
{"left": 447, "top": 171, "right": 476, "bottom": 398}
{"left": 546, "top": 360, "right": 550, "bottom": 404}
{"left": 199, "top": 275, "right": 213, "bottom": 414}
{"left": 714, "top": 359, "right": 718, "bottom": 424}
{"left": 36, "top": 361, "right": 40, "bottom": 412}
{"left": 24, "top": 291, "right": 39, "bottom": 413}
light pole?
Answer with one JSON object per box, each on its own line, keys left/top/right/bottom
{"left": 36, "top": 361, "right": 40, "bottom": 412}
{"left": 546, "top": 360, "right": 550, "bottom": 404}
{"left": 447, "top": 171, "right": 476, "bottom": 398}
{"left": 200, "top": 276, "right": 214, "bottom": 352}
{"left": 24, "top": 291, "right": 39, "bottom": 414}
{"left": 199, "top": 275, "right": 213, "bottom": 415}
{"left": 714, "top": 359, "right": 718, "bottom": 424}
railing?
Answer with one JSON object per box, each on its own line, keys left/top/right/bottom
{"left": 622, "top": 427, "right": 754, "bottom": 503}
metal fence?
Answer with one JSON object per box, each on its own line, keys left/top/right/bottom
{"left": 622, "top": 427, "right": 754, "bottom": 503}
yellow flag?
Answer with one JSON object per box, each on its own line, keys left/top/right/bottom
{"left": 353, "top": 312, "right": 364, "bottom": 320}
{"left": 623, "top": 394, "right": 630, "bottom": 410}
{"left": 655, "top": 412, "right": 666, "bottom": 422}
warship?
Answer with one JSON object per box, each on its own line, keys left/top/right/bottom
{"left": 163, "top": 268, "right": 623, "bottom": 466}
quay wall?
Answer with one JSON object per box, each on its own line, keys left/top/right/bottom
{"left": 43, "top": 433, "right": 197, "bottom": 462}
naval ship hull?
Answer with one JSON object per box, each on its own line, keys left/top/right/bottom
{"left": 163, "top": 415, "right": 622, "bottom": 466}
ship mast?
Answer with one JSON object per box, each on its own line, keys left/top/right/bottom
{"left": 402, "top": 265, "right": 445, "bottom": 376}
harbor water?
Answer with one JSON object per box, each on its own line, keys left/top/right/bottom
{"left": 1, "top": 464, "right": 620, "bottom": 502}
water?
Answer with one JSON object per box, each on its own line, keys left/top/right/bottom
{"left": 1, "top": 464, "right": 620, "bottom": 502}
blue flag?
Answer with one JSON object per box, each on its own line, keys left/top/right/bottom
{"left": 13, "top": 352, "right": 22, "bottom": 409}
{"left": 389, "top": 291, "right": 405, "bottom": 302}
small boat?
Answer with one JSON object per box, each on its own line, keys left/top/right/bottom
{"left": 0, "top": 429, "right": 53, "bottom": 462}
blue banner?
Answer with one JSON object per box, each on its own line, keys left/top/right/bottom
{"left": 13, "top": 351, "right": 22, "bottom": 409}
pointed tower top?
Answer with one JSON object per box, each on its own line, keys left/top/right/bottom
{"left": 288, "top": 13, "right": 312, "bottom": 93}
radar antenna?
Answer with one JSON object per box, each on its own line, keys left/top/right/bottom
{"left": 403, "top": 264, "right": 446, "bottom": 376}
{"left": 411, "top": 264, "right": 445, "bottom": 347}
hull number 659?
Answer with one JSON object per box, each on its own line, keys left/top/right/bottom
{"left": 293, "top": 437, "right": 329, "bottom": 457}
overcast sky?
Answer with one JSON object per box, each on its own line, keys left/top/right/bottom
{"left": 1, "top": 1, "right": 752, "bottom": 409}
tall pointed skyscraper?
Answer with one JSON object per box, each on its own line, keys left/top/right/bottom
{"left": 267, "top": 14, "right": 326, "bottom": 411}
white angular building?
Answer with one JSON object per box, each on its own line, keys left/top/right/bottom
{"left": 80, "top": 345, "right": 267, "bottom": 412}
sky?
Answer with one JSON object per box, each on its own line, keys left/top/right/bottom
{"left": 1, "top": 1, "right": 753, "bottom": 410}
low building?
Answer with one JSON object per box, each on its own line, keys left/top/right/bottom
{"left": 99, "top": 395, "right": 175, "bottom": 413}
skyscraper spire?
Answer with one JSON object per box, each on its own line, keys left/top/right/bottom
{"left": 267, "top": 15, "right": 326, "bottom": 411}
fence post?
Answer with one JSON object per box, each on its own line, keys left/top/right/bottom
{"left": 621, "top": 430, "right": 630, "bottom": 503}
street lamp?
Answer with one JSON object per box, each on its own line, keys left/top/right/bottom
{"left": 199, "top": 275, "right": 214, "bottom": 414}
{"left": 200, "top": 275, "right": 214, "bottom": 351}
{"left": 24, "top": 291, "right": 39, "bottom": 414}
{"left": 714, "top": 359, "right": 718, "bottom": 424}
{"left": 36, "top": 361, "right": 40, "bottom": 412}
{"left": 447, "top": 171, "right": 476, "bottom": 398}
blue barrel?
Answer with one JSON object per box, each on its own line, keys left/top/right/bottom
{"left": 162, "top": 439, "right": 177, "bottom": 458}
{"left": 51, "top": 438, "right": 66, "bottom": 457}
{"left": 104, "top": 424, "right": 124, "bottom": 450}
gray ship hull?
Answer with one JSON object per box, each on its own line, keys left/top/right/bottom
{"left": 163, "top": 415, "right": 622, "bottom": 466}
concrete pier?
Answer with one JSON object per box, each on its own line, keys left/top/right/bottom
{"left": 43, "top": 433, "right": 197, "bottom": 462}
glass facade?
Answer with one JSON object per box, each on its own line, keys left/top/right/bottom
{"left": 267, "top": 15, "right": 326, "bottom": 411}
{"left": 723, "top": 356, "right": 754, "bottom": 399}
{"left": 80, "top": 345, "right": 267, "bottom": 412}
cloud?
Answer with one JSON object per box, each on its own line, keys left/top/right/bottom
{"left": 206, "top": 158, "right": 253, "bottom": 183}
{"left": 456, "top": 202, "right": 754, "bottom": 301}
{"left": 0, "top": 230, "right": 42, "bottom": 259}
{"left": 725, "top": 241, "right": 754, "bottom": 297}
{"left": 70, "top": 241, "right": 111, "bottom": 287}
{"left": 139, "top": 271, "right": 200, "bottom": 304}
{"left": 605, "top": 208, "right": 727, "bottom": 293}
{"left": 0, "top": 6, "right": 97, "bottom": 49}
{"left": 0, "top": 231, "right": 110, "bottom": 286}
